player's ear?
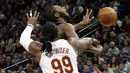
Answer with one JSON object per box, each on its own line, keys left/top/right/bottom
{"left": 54, "top": 13, "right": 60, "bottom": 18}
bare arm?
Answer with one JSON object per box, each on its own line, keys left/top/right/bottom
{"left": 74, "top": 22, "right": 86, "bottom": 31}
{"left": 64, "top": 23, "right": 79, "bottom": 39}
{"left": 68, "top": 38, "right": 102, "bottom": 52}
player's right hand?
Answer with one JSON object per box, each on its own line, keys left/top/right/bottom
{"left": 26, "top": 10, "right": 39, "bottom": 27}
{"left": 88, "top": 38, "right": 103, "bottom": 52}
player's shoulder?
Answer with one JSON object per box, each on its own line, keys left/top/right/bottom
{"left": 64, "top": 23, "right": 73, "bottom": 27}
{"left": 63, "top": 23, "right": 75, "bottom": 30}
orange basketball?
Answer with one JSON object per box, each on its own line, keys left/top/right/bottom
{"left": 98, "top": 7, "right": 118, "bottom": 26}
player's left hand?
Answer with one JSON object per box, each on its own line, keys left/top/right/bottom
{"left": 26, "top": 10, "right": 39, "bottom": 27}
{"left": 80, "top": 9, "right": 94, "bottom": 26}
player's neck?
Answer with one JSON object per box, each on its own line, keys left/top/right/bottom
{"left": 53, "top": 38, "right": 59, "bottom": 42}
{"left": 56, "top": 17, "right": 65, "bottom": 22}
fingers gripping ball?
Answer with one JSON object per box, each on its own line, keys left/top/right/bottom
{"left": 98, "top": 7, "right": 117, "bottom": 26}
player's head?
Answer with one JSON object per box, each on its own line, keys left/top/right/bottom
{"left": 41, "top": 22, "right": 59, "bottom": 41}
{"left": 47, "top": 5, "right": 70, "bottom": 22}
{"left": 41, "top": 22, "right": 59, "bottom": 53}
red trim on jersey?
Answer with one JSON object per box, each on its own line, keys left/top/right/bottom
{"left": 67, "top": 40, "right": 71, "bottom": 45}
{"left": 41, "top": 44, "right": 44, "bottom": 51}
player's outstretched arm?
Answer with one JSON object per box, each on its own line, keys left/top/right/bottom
{"left": 64, "top": 23, "right": 79, "bottom": 39}
{"left": 74, "top": 9, "right": 94, "bottom": 30}
{"left": 20, "top": 11, "right": 42, "bottom": 57}
{"left": 68, "top": 38, "right": 102, "bottom": 53}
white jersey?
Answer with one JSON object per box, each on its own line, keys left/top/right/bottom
{"left": 39, "top": 39, "right": 79, "bottom": 73}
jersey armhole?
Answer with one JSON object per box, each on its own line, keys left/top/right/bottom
{"left": 41, "top": 44, "right": 44, "bottom": 51}
{"left": 67, "top": 40, "right": 71, "bottom": 45}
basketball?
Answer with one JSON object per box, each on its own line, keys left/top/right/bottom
{"left": 98, "top": 7, "right": 118, "bottom": 26}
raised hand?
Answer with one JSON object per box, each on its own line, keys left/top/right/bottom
{"left": 26, "top": 10, "right": 39, "bottom": 27}
{"left": 80, "top": 9, "right": 94, "bottom": 26}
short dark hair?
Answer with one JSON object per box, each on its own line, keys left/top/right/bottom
{"left": 122, "top": 52, "right": 128, "bottom": 56}
{"left": 103, "top": 62, "right": 108, "bottom": 66}
{"left": 118, "top": 61, "right": 124, "bottom": 66}
{"left": 93, "top": 64, "right": 98, "bottom": 67}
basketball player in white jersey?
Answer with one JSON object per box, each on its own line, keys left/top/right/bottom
{"left": 20, "top": 11, "right": 102, "bottom": 73}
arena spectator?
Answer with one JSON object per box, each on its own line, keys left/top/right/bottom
{"left": 17, "top": 65, "right": 23, "bottom": 73}
{"left": 0, "top": 59, "right": 4, "bottom": 68}
{"left": 101, "top": 43, "right": 109, "bottom": 56}
{"left": 92, "top": 56, "right": 104, "bottom": 71}
{"left": 1, "top": 69, "right": 6, "bottom": 73}
{"left": 37, "top": 67, "right": 43, "bottom": 73}
{"left": 103, "top": 62, "right": 114, "bottom": 73}
{"left": 116, "top": 20, "right": 123, "bottom": 31}
{"left": 76, "top": 0, "right": 86, "bottom": 6}
{"left": 115, "top": 33, "right": 124, "bottom": 50}
{"left": 23, "top": 51, "right": 30, "bottom": 60}
{"left": 94, "top": 30, "right": 101, "bottom": 41}
{"left": 21, "top": 63, "right": 34, "bottom": 73}
{"left": 72, "top": 3, "right": 84, "bottom": 23}
{"left": 92, "top": 64, "right": 102, "bottom": 73}
{"left": 12, "top": 71, "right": 17, "bottom": 73}
{"left": 0, "top": 55, "right": 2, "bottom": 68}
{"left": 109, "top": 0, "right": 118, "bottom": 12}
{"left": 5, "top": 56, "right": 12, "bottom": 67}
{"left": 92, "top": 56, "right": 100, "bottom": 65}
{"left": 122, "top": 40, "right": 130, "bottom": 55}
{"left": 11, "top": 53, "right": 20, "bottom": 65}
{"left": 109, "top": 31, "right": 119, "bottom": 43}
{"left": 108, "top": 42, "right": 120, "bottom": 56}
{"left": 86, "top": 60, "right": 93, "bottom": 73}
{"left": 14, "top": 38, "right": 25, "bottom": 54}
{"left": 34, "top": 69, "right": 38, "bottom": 73}
{"left": 78, "top": 56, "right": 84, "bottom": 73}
{"left": 100, "top": 34, "right": 109, "bottom": 45}
{"left": 82, "top": 65, "right": 89, "bottom": 73}
{"left": 116, "top": 62, "right": 128, "bottom": 73}
{"left": 108, "top": 55, "right": 118, "bottom": 73}
{"left": 5, "top": 38, "right": 15, "bottom": 53}
{"left": 122, "top": 53, "right": 130, "bottom": 72}
{"left": 0, "top": 39, "right": 5, "bottom": 54}
{"left": 1, "top": 53, "right": 6, "bottom": 60}
{"left": 123, "top": 15, "right": 130, "bottom": 33}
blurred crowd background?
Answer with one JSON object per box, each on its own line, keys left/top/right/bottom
{"left": 0, "top": 0, "right": 130, "bottom": 73}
